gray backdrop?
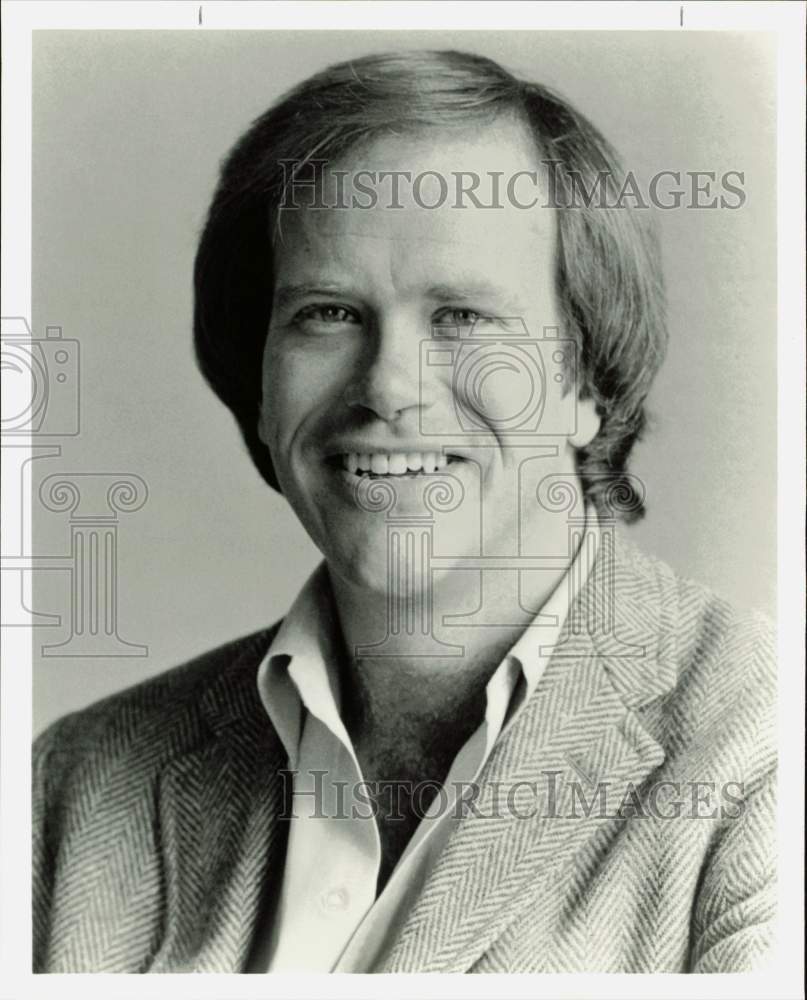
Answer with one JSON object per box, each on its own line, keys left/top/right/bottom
{"left": 31, "top": 30, "right": 776, "bottom": 734}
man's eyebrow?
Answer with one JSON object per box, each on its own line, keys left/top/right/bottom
{"left": 426, "top": 282, "right": 510, "bottom": 302}
{"left": 273, "top": 283, "right": 353, "bottom": 309}
{"left": 426, "top": 281, "right": 525, "bottom": 317}
{"left": 273, "top": 280, "right": 524, "bottom": 310}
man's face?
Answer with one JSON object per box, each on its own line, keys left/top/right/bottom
{"left": 259, "top": 119, "right": 598, "bottom": 594}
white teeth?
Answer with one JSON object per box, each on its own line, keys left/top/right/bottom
{"left": 342, "top": 451, "right": 455, "bottom": 475}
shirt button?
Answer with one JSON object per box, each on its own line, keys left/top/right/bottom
{"left": 321, "top": 886, "right": 350, "bottom": 912}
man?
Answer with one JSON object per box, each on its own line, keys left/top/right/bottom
{"left": 33, "top": 50, "right": 775, "bottom": 973}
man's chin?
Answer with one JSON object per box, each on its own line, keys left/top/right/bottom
{"left": 318, "top": 526, "right": 389, "bottom": 589}
{"left": 323, "top": 523, "right": 482, "bottom": 599}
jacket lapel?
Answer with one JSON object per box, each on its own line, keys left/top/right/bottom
{"left": 380, "top": 531, "right": 678, "bottom": 973}
{"left": 149, "top": 629, "right": 290, "bottom": 973}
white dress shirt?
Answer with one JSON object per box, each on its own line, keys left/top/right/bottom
{"left": 249, "top": 509, "right": 600, "bottom": 973}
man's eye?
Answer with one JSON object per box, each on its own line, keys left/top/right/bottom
{"left": 295, "top": 304, "right": 360, "bottom": 325}
{"left": 432, "top": 308, "right": 487, "bottom": 328}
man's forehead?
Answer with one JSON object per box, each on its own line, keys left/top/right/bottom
{"left": 272, "top": 202, "right": 556, "bottom": 305}
{"left": 335, "top": 115, "right": 543, "bottom": 184}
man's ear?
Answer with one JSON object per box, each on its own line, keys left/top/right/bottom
{"left": 568, "top": 396, "right": 601, "bottom": 449}
{"left": 257, "top": 405, "right": 269, "bottom": 448}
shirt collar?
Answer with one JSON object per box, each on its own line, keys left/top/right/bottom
{"left": 256, "top": 562, "right": 345, "bottom": 767}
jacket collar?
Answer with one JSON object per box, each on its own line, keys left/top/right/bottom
{"left": 379, "top": 527, "right": 679, "bottom": 972}
{"left": 150, "top": 627, "right": 287, "bottom": 972}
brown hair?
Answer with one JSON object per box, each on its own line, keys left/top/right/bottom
{"left": 194, "top": 49, "right": 667, "bottom": 521}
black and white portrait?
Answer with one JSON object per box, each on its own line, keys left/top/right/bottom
{"left": 1, "top": 3, "right": 803, "bottom": 993}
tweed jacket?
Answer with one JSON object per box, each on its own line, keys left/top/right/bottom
{"left": 32, "top": 536, "right": 776, "bottom": 973}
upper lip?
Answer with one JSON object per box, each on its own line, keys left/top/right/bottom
{"left": 325, "top": 442, "right": 465, "bottom": 457}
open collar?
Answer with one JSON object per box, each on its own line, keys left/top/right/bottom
{"left": 153, "top": 529, "right": 678, "bottom": 973}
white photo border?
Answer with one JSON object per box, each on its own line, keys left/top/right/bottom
{"left": 2, "top": 2, "right": 803, "bottom": 998}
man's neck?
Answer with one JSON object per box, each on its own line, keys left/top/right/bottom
{"left": 327, "top": 542, "right": 575, "bottom": 770}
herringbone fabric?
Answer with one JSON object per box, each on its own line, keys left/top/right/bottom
{"left": 32, "top": 535, "right": 776, "bottom": 973}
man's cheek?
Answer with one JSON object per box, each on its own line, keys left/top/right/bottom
{"left": 264, "top": 399, "right": 297, "bottom": 456}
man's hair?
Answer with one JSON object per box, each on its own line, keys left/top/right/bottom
{"left": 194, "top": 49, "right": 667, "bottom": 522}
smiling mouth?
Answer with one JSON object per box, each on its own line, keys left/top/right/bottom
{"left": 333, "top": 451, "right": 461, "bottom": 477}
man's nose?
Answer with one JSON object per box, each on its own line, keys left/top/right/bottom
{"left": 343, "top": 316, "right": 433, "bottom": 422}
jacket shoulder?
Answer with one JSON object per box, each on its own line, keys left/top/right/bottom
{"left": 619, "top": 537, "right": 776, "bottom": 778}
{"left": 618, "top": 534, "right": 774, "bottom": 678}
{"left": 659, "top": 548, "right": 776, "bottom": 706}
{"left": 33, "top": 624, "right": 279, "bottom": 794}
